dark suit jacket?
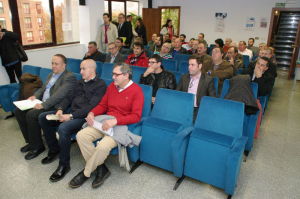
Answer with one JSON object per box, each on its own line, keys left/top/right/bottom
{"left": 177, "top": 73, "right": 216, "bottom": 107}
{"left": 34, "top": 70, "right": 76, "bottom": 110}
{"left": 117, "top": 22, "right": 133, "bottom": 47}
{"left": 209, "top": 61, "right": 234, "bottom": 94}
{"left": 105, "top": 52, "right": 125, "bottom": 63}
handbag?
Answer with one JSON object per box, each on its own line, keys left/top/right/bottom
{"left": 15, "top": 41, "right": 28, "bottom": 62}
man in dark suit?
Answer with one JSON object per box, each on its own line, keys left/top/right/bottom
{"left": 105, "top": 42, "right": 125, "bottom": 63}
{"left": 177, "top": 55, "right": 216, "bottom": 120}
{"left": 14, "top": 54, "right": 76, "bottom": 160}
{"left": 117, "top": 13, "right": 133, "bottom": 48}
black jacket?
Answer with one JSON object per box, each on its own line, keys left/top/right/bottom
{"left": 0, "top": 29, "right": 20, "bottom": 66}
{"left": 57, "top": 77, "right": 107, "bottom": 119}
{"left": 117, "top": 22, "right": 133, "bottom": 47}
{"left": 140, "top": 69, "right": 176, "bottom": 97}
{"left": 135, "top": 25, "right": 147, "bottom": 45}
{"left": 83, "top": 51, "right": 106, "bottom": 62}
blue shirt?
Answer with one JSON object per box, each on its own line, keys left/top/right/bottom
{"left": 42, "top": 72, "right": 63, "bottom": 102}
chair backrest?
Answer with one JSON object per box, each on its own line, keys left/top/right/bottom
{"left": 22, "top": 65, "right": 41, "bottom": 76}
{"left": 73, "top": 72, "right": 82, "bottom": 80}
{"left": 178, "top": 61, "right": 189, "bottom": 74}
{"left": 151, "top": 88, "right": 194, "bottom": 125}
{"left": 174, "top": 54, "right": 190, "bottom": 63}
{"left": 195, "top": 96, "right": 245, "bottom": 138}
{"left": 220, "top": 79, "right": 258, "bottom": 99}
{"left": 213, "top": 77, "right": 219, "bottom": 96}
{"left": 250, "top": 82, "right": 258, "bottom": 99}
{"left": 173, "top": 71, "right": 183, "bottom": 84}
{"left": 242, "top": 55, "right": 250, "bottom": 68}
{"left": 101, "top": 63, "right": 114, "bottom": 80}
{"left": 162, "top": 59, "right": 177, "bottom": 72}
{"left": 132, "top": 66, "right": 147, "bottom": 83}
{"left": 96, "top": 61, "right": 103, "bottom": 76}
{"left": 138, "top": 84, "right": 152, "bottom": 117}
{"left": 39, "top": 68, "right": 52, "bottom": 83}
{"left": 66, "top": 58, "right": 81, "bottom": 73}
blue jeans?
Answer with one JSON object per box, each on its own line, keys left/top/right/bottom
{"left": 38, "top": 111, "right": 85, "bottom": 167}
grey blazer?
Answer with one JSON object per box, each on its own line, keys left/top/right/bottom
{"left": 34, "top": 70, "right": 76, "bottom": 110}
{"left": 105, "top": 52, "right": 125, "bottom": 63}
{"left": 177, "top": 73, "right": 216, "bottom": 107}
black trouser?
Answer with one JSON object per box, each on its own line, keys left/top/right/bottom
{"left": 4, "top": 62, "right": 22, "bottom": 83}
{"left": 14, "top": 108, "right": 46, "bottom": 150}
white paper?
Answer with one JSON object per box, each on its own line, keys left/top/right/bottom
{"left": 46, "top": 114, "right": 60, "bottom": 121}
{"left": 13, "top": 99, "right": 42, "bottom": 111}
{"left": 92, "top": 120, "right": 114, "bottom": 136}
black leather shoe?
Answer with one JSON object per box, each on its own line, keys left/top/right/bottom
{"left": 69, "top": 170, "right": 89, "bottom": 188}
{"left": 41, "top": 152, "right": 59, "bottom": 164}
{"left": 20, "top": 144, "right": 31, "bottom": 153}
{"left": 49, "top": 165, "right": 70, "bottom": 182}
{"left": 92, "top": 164, "right": 111, "bottom": 188}
{"left": 24, "top": 147, "right": 45, "bottom": 160}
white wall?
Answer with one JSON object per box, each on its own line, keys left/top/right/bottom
{"left": 153, "top": 0, "right": 300, "bottom": 45}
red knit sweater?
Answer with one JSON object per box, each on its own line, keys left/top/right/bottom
{"left": 91, "top": 82, "right": 144, "bottom": 125}
{"left": 125, "top": 52, "right": 149, "bottom": 67}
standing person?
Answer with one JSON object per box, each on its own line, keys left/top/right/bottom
{"left": 135, "top": 18, "right": 147, "bottom": 45}
{"left": 117, "top": 13, "right": 133, "bottom": 48}
{"left": 0, "top": 25, "right": 23, "bottom": 83}
{"left": 96, "top": 13, "right": 118, "bottom": 53}
{"left": 160, "top": 19, "right": 174, "bottom": 39}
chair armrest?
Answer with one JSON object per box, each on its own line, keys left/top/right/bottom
{"left": 128, "top": 116, "right": 149, "bottom": 135}
{"left": 171, "top": 126, "right": 194, "bottom": 177}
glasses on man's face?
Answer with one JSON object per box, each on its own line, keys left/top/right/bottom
{"left": 148, "top": 61, "right": 158, "bottom": 65}
{"left": 112, "top": 72, "right": 124, "bottom": 77}
{"left": 108, "top": 47, "right": 115, "bottom": 51}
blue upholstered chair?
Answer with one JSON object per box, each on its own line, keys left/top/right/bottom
{"left": 140, "top": 89, "right": 194, "bottom": 177}
{"left": 73, "top": 73, "right": 82, "bottom": 80}
{"left": 100, "top": 63, "right": 114, "bottom": 85}
{"left": 162, "top": 59, "right": 177, "bottom": 72}
{"left": 96, "top": 61, "right": 103, "bottom": 76}
{"left": 213, "top": 77, "right": 219, "bottom": 96}
{"left": 39, "top": 68, "right": 52, "bottom": 83}
{"left": 174, "top": 54, "right": 190, "bottom": 63}
{"left": 132, "top": 66, "right": 147, "bottom": 83}
{"left": 178, "top": 61, "right": 188, "bottom": 74}
{"left": 220, "top": 79, "right": 259, "bottom": 155}
{"left": 23, "top": 65, "right": 41, "bottom": 75}
{"left": 66, "top": 58, "right": 81, "bottom": 73}
{"left": 181, "top": 96, "right": 247, "bottom": 198}
{"left": 242, "top": 55, "right": 250, "bottom": 68}
{"left": 173, "top": 71, "right": 183, "bottom": 84}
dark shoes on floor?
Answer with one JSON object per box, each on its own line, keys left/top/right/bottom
{"left": 20, "top": 144, "right": 31, "bottom": 153}
{"left": 41, "top": 152, "right": 59, "bottom": 164}
{"left": 50, "top": 165, "right": 70, "bottom": 182}
{"left": 24, "top": 147, "right": 45, "bottom": 160}
{"left": 92, "top": 164, "right": 111, "bottom": 189}
{"left": 69, "top": 170, "right": 89, "bottom": 188}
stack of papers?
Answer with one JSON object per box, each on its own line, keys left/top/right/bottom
{"left": 46, "top": 114, "right": 60, "bottom": 121}
{"left": 92, "top": 120, "right": 114, "bottom": 136}
{"left": 13, "top": 99, "right": 42, "bottom": 111}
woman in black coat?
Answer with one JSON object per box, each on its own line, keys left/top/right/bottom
{"left": 135, "top": 18, "right": 147, "bottom": 45}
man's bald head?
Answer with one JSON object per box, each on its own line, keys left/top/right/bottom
{"left": 80, "top": 59, "right": 97, "bottom": 81}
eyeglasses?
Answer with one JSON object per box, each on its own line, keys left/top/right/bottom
{"left": 112, "top": 72, "right": 124, "bottom": 77}
{"left": 149, "top": 61, "right": 158, "bottom": 65}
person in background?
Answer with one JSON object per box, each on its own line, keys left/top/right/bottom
{"left": 160, "top": 19, "right": 174, "bottom": 39}
{"left": 238, "top": 41, "right": 253, "bottom": 61}
{"left": 223, "top": 38, "right": 232, "bottom": 53}
{"left": 154, "top": 42, "right": 173, "bottom": 59}
{"left": 140, "top": 54, "right": 176, "bottom": 103}
{"left": 117, "top": 13, "right": 133, "bottom": 48}
{"left": 83, "top": 41, "right": 106, "bottom": 62}
{"left": 163, "top": 33, "right": 171, "bottom": 43}
{"left": 182, "top": 38, "right": 195, "bottom": 51}
{"left": 171, "top": 38, "right": 187, "bottom": 57}
{"left": 198, "top": 33, "right": 207, "bottom": 47}
{"left": 135, "top": 18, "right": 147, "bottom": 45}
{"left": 125, "top": 42, "right": 148, "bottom": 67}
{"left": 115, "top": 37, "right": 131, "bottom": 55}
{"left": 96, "top": 13, "right": 118, "bottom": 53}
{"left": 248, "top": 38, "right": 259, "bottom": 57}
{"left": 148, "top": 33, "right": 157, "bottom": 50}
{"left": 150, "top": 36, "right": 163, "bottom": 53}
{"left": 215, "top": 38, "right": 224, "bottom": 49}
{"left": 188, "top": 39, "right": 200, "bottom": 54}
{"left": 105, "top": 42, "right": 125, "bottom": 63}
{"left": 180, "top": 34, "right": 187, "bottom": 44}
{"left": 0, "top": 25, "right": 22, "bottom": 83}
{"left": 197, "top": 42, "right": 213, "bottom": 73}
{"left": 225, "top": 46, "right": 244, "bottom": 74}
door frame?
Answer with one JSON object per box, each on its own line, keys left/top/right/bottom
{"left": 158, "top": 6, "right": 181, "bottom": 36}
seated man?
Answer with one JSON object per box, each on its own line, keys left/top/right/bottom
{"left": 147, "top": 33, "right": 157, "bottom": 50}
{"left": 38, "top": 59, "right": 107, "bottom": 182}
{"left": 171, "top": 38, "right": 187, "bottom": 57}
{"left": 69, "top": 63, "right": 144, "bottom": 189}
{"left": 105, "top": 42, "right": 125, "bottom": 63}
{"left": 197, "top": 42, "right": 213, "bottom": 73}
{"left": 14, "top": 54, "right": 77, "bottom": 160}
{"left": 198, "top": 33, "right": 207, "bottom": 47}
{"left": 180, "top": 34, "right": 187, "bottom": 44}
{"left": 140, "top": 54, "right": 176, "bottom": 103}
{"left": 247, "top": 38, "right": 259, "bottom": 57}
{"left": 154, "top": 42, "right": 173, "bottom": 59}
{"left": 238, "top": 40, "right": 253, "bottom": 61}
{"left": 83, "top": 41, "right": 106, "bottom": 62}
{"left": 182, "top": 38, "right": 195, "bottom": 51}
{"left": 177, "top": 55, "right": 216, "bottom": 120}
{"left": 225, "top": 46, "right": 244, "bottom": 74}
{"left": 248, "top": 56, "right": 275, "bottom": 96}
{"left": 125, "top": 42, "right": 148, "bottom": 67}
{"left": 208, "top": 47, "right": 234, "bottom": 95}
{"left": 188, "top": 39, "right": 200, "bottom": 54}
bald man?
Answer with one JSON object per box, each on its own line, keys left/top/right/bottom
{"left": 38, "top": 59, "right": 107, "bottom": 182}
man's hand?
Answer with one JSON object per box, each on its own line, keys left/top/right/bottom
{"left": 34, "top": 103, "right": 43, "bottom": 109}
{"left": 56, "top": 110, "right": 63, "bottom": 116}
{"left": 152, "top": 97, "right": 156, "bottom": 104}
{"left": 59, "top": 114, "right": 71, "bottom": 122}
{"left": 254, "top": 66, "right": 263, "bottom": 78}
{"left": 143, "top": 66, "right": 155, "bottom": 77}
{"left": 85, "top": 52, "right": 91, "bottom": 57}
{"left": 28, "top": 96, "right": 36, "bottom": 101}
{"left": 85, "top": 112, "right": 95, "bottom": 126}
{"left": 102, "top": 119, "right": 117, "bottom": 131}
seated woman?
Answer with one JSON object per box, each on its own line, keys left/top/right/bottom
{"left": 154, "top": 42, "right": 173, "bottom": 59}
{"left": 150, "top": 36, "right": 163, "bottom": 53}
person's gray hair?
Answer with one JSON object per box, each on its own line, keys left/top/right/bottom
{"left": 114, "top": 63, "right": 132, "bottom": 80}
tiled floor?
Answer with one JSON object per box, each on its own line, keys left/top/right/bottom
{"left": 0, "top": 71, "right": 299, "bottom": 199}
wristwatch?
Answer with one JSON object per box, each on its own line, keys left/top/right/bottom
{"left": 70, "top": 114, "right": 74, "bottom": 120}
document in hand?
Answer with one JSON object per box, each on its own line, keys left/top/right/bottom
{"left": 92, "top": 120, "right": 114, "bottom": 136}
{"left": 13, "top": 99, "right": 42, "bottom": 111}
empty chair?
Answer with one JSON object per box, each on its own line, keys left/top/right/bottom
{"left": 181, "top": 96, "right": 247, "bottom": 197}
{"left": 22, "top": 65, "right": 41, "bottom": 75}
{"left": 132, "top": 66, "right": 147, "bottom": 83}
{"left": 140, "top": 89, "right": 194, "bottom": 177}
{"left": 178, "top": 61, "right": 189, "bottom": 74}
{"left": 242, "top": 55, "right": 250, "bottom": 68}
{"left": 66, "top": 58, "right": 81, "bottom": 73}
{"left": 162, "top": 59, "right": 177, "bottom": 72}
{"left": 96, "top": 61, "right": 103, "bottom": 76}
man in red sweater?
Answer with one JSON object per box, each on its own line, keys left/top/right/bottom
{"left": 125, "top": 42, "right": 148, "bottom": 67}
{"left": 69, "top": 63, "right": 144, "bottom": 189}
